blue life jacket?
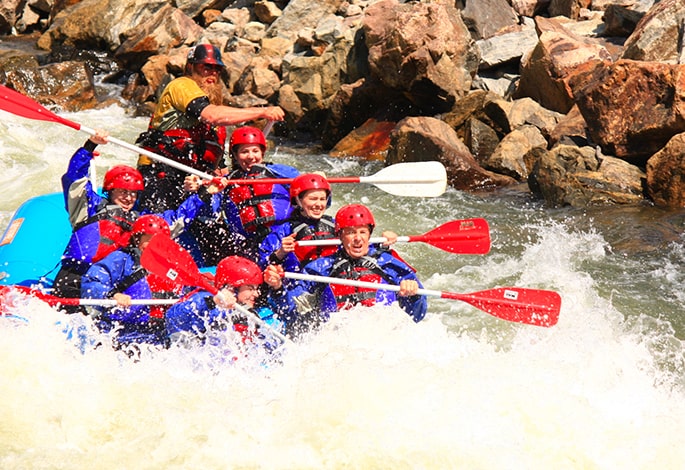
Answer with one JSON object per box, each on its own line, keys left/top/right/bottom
{"left": 292, "top": 245, "right": 428, "bottom": 323}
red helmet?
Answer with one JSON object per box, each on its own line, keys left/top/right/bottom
{"left": 131, "top": 215, "right": 170, "bottom": 238}
{"left": 229, "top": 126, "right": 266, "bottom": 153}
{"left": 334, "top": 204, "right": 375, "bottom": 234}
{"left": 103, "top": 165, "right": 144, "bottom": 191}
{"left": 290, "top": 173, "right": 331, "bottom": 206}
{"left": 215, "top": 256, "right": 263, "bottom": 289}
{"left": 187, "top": 43, "right": 225, "bottom": 67}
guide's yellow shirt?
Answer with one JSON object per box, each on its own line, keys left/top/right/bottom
{"left": 138, "top": 77, "right": 209, "bottom": 166}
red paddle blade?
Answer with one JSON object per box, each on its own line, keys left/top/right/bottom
{"left": 412, "top": 218, "right": 490, "bottom": 254}
{"left": 141, "top": 235, "right": 217, "bottom": 294}
{"left": 0, "top": 85, "right": 80, "bottom": 130}
{"left": 442, "top": 287, "right": 561, "bottom": 327}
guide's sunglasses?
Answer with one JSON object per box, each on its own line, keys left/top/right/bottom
{"left": 196, "top": 64, "right": 223, "bottom": 75}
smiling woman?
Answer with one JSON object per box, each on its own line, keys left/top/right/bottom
{"left": 108, "top": 186, "right": 139, "bottom": 211}
{"left": 257, "top": 173, "right": 337, "bottom": 270}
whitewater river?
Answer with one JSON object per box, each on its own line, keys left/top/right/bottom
{"left": 1, "top": 103, "right": 684, "bottom": 469}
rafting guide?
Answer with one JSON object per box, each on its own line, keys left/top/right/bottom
{"left": 135, "top": 44, "right": 285, "bottom": 213}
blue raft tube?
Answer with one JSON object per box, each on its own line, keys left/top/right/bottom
{"left": 0, "top": 192, "right": 71, "bottom": 288}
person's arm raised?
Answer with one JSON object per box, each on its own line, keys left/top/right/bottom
{"left": 200, "top": 104, "right": 285, "bottom": 126}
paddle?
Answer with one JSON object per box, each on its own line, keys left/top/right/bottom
{"left": 140, "top": 235, "right": 288, "bottom": 343}
{"left": 0, "top": 284, "right": 178, "bottom": 307}
{"left": 262, "top": 119, "right": 274, "bottom": 137}
{"left": 296, "top": 218, "right": 491, "bottom": 255}
{"left": 283, "top": 272, "right": 561, "bottom": 327}
{"left": 0, "top": 85, "right": 447, "bottom": 197}
{"left": 221, "top": 161, "right": 447, "bottom": 198}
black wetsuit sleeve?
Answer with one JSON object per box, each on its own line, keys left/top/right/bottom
{"left": 203, "top": 296, "right": 217, "bottom": 310}
{"left": 83, "top": 140, "right": 98, "bottom": 152}
{"left": 197, "top": 186, "right": 213, "bottom": 204}
{"left": 186, "top": 96, "right": 211, "bottom": 120}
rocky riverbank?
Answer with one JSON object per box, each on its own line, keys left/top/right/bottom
{"left": 0, "top": 0, "right": 684, "bottom": 209}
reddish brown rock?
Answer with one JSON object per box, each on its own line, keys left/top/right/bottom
{"left": 387, "top": 116, "right": 516, "bottom": 191}
{"left": 4, "top": 60, "right": 97, "bottom": 111}
{"left": 515, "top": 16, "right": 612, "bottom": 114}
{"left": 329, "top": 119, "right": 396, "bottom": 161}
{"left": 646, "top": 133, "right": 685, "bottom": 208}
{"left": 569, "top": 59, "right": 685, "bottom": 163}
{"left": 621, "top": 0, "right": 685, "bottom": 63}
{"left": 529, "top": 145, "right": 646, "bottom": 207}
{"left": 363, "top": 0, "right": 478, "bottom": 114}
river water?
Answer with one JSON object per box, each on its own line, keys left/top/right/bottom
{"left": 1, "top": 103, "right": 684, "bottom": 469}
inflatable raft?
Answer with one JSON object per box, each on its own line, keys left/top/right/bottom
{"left": 0, "top": 192, "right": 71, "bottom": 287}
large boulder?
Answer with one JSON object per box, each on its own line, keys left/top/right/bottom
{"left": 37, "top": 0, "right": 167, "bottom": 52}
{"left": 280, "top": 15, "right": 365, "bottom": 134}
{"left": 646, "top": 133, "right": 685, "bottom": 208}
{"left": 329, "top": 118, "right": 397, "bottom": 161}
{"left": 515, "top": 16, "right": 612, "bottom": 114}
{"left": 4, "top": 60, "right": 98, "bottom": 111}
{"left": 485, "top": 124, "right": 548, "bottom": 180}
{"left": 363, "top": 0, "right": 479, "bottom": 115}
{"left": 0, "top": 49, "right": 41, "bottom": 81}
{"left": 460, "top": 0, "right": 519, "bottom": 40}
{"left": 569, "top": 59, "right": 685, "bottom": 163}
{"left": 114, "top": 5, "right": 204, "bottom": 70}
{"left": 621, "top": 0, "right": 685, "bottom": 63}
{"left": 387, "top": 116, "right": 516, "bottom": 191}
{"left": 529, "top": 145, "right": 646, "bottom": 206}
{"left": 266, "top": 0, "right": 344, "bottom": 42}
{"left": 322, "top": 78, "right": 417, "bottom": 150}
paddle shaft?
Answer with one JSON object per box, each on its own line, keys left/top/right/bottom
{"left": 0, "top": 285, "right": 178, "bottom": 307}
{"left": 283, "top": 272, "right": 560, "bottom": 327}
{"left": 285, "top": 271, "right": 434, "bottom": 297}
{"left": 262, "top": 120, "right": 274, "bottom": 136}
{"left": 82, "top": 125, "right": 215, "bottom": 180}
{"left": 56, "top": 298, "right": 178, "bottom": 307}
{"left": 296, "top": 235, "right": 479, "bottom": 246}
{"left": 2, "top": 283, "right": 287, "bottom": 341}
{"left": 0, "top": 85, "right": 215, "bottom": 179}
{"left": 222, "top": 175, "right": 442, "bottom": 186}
{"left": 1, "top": 86, "right": 445, "bottom": 196}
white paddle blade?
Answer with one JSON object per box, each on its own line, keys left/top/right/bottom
{"left": 362, "top": 161, "right": 447, "bottom": 197}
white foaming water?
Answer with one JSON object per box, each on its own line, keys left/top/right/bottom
{"left": 0, "top": 106, "right": 146, "bottom": 217}
{"left": 1, "top": 223, "right": 684, "bottom": 469}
